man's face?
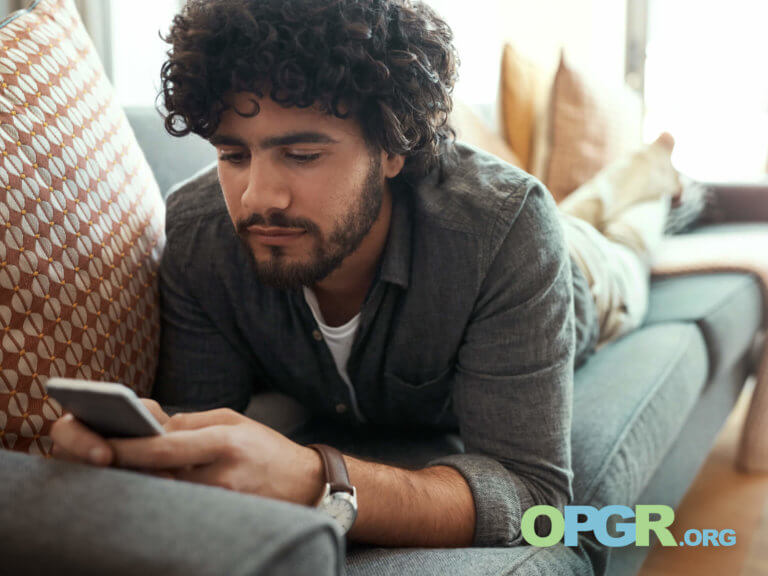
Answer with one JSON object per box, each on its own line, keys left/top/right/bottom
{"left": 211, "top": 93, "right": 397, "bottom": 290}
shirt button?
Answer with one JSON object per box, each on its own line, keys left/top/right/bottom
{"left": 312, "top": 329, "right": 323, "bottom": 341}
{"left": 335, "top": 403, "right": 348, "bottom": 414}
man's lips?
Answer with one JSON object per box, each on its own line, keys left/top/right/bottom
{"left": 246, "top": 225, "right": 307, "bottom": 246}
{"left": 246, "top": 225, "right": 306, "bottom": 237}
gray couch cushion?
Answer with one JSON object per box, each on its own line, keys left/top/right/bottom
{"left": 346, "top": 539, "right": 601, "bottom": 576}
{"left": 571, "top": 322, "right": 708, "bottom": 506}
{"left": 645, "top": 272, "right": 762, "bottom": 378}
{"left": 124, "top": 106, "right": 215, "bottom": 199}
{"left": 0, "top": 449, "right": 343, "bottom": 576}
{"left": 691, "top": 222, "right": 768, "bottom": 237}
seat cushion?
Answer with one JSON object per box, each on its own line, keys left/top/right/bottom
{"left": 571, "top": 322, "right": 708, "bottom": 507}
{"left": 1, "top": 449, "right": 343, "bottom": 576}
{"left": 346, "top": 539, "right": 600, "bottom": 576}
{"left": 645, "top": 272, "right": 762, "bottom": 378}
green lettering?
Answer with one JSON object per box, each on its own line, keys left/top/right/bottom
{"left": 521, "top": 505, "right": 565, "bottom": 547}
{"left": 635, "top": 505, "right": 676, "bottom": 546}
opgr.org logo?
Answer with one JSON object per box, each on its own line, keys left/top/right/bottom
{"left": 522, "top": 505, "right": 736, "bottom": 548}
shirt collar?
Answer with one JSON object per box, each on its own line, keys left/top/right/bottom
{"left": 377, "top": 180, "right": 413, "bottom": 289}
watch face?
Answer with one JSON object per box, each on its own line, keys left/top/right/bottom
{"left": 319, "top": 488, "right": 358, "bottom": 532}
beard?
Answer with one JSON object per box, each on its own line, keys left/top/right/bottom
{"left": 236, "top": 154, "right": 385, "bottom": 290}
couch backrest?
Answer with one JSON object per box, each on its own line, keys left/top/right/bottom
{"left": 124, "top": 107, "right": 215, "bottom": 201}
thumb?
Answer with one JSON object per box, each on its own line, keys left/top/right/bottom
{"left": 140, "top": 398, "right": 171, "bottom": 425}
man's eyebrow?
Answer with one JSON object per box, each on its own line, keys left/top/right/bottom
{"left": 208, "top": 132, "right": 339, "bottom": 149}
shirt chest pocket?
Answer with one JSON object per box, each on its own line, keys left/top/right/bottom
{"left": 381, "top": 367, "right": 456, "bottom": 430}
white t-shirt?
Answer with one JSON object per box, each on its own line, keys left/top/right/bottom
{"left": 302, "top": 286, "right": 365, "bottom": 421}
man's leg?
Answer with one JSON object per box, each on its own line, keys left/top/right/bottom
{"left": 557, "top": 131, "right": 679, "bottom": 232}
{"left": 562, "top": 213, "right": 653, "bottom": 348}
{"left": 558, "top": 133, "right": 679, "bottom": 347}
{"left": 601, "top": 195, "right": 671, "bottom": 268}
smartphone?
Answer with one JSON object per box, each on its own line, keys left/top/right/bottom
{"left": 46, "top": 378, "right": 165, "bottom": 438}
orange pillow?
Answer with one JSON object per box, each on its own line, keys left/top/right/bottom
{"left": 499, "top": 43, "right": 547, "bottom": 172}
{"left": 0, "top": 0, "right": 165, "bottom": 455}
{"left": 541, "top": 50, "right": 644, "bottom": 203}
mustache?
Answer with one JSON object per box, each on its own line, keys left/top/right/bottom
{"left": 236, "top": 212, "right": 321, "bottom": 236}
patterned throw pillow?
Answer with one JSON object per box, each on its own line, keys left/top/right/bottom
{"left": 537, "top": 50, "right": 645, "bottom": 203}
{"left": 0, "top": 0, "right": 165, "bottom": 456}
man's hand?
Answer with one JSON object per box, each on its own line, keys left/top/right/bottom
{"left": 50, "top": 399, "right": 171, "bottom": 471}
{"left": 50, "top": 405, "right": 325, "bottom": 506}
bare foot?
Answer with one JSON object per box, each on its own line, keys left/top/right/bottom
{"left": 652, "top": 132, "right": 682, "bottom": 205}
{"left": 655, "top": 131, "right": 675, "bottom": 151}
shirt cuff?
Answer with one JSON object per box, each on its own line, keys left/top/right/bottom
{"left": 426, "top": 453, "right": 535, "bottom": 547}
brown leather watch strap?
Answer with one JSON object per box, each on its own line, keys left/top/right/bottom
{"left": 307, "top": 443, "right": 354, "bottom": 495}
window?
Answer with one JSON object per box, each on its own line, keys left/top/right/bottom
{"left": 108, "top": 0, "right": 183, "bottom": 108}
{"left": 642, "top": 0, "right": 768, "bottom": 181}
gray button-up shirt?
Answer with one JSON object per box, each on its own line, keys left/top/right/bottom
{"left": 152, "top": 142, "right": 599, "bottom": 547}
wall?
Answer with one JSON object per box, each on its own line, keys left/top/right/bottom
{"left": 427, "top": 0, "right": 628, "bottom": 131}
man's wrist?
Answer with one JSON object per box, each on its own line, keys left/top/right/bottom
{"left": 296, "top": 446, "right": 326, "bottom": 506}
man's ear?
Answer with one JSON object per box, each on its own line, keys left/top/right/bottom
{"left": 383, "top": 152, "right": 405, "bottom": 179}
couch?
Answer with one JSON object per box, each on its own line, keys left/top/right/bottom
{"left": 3, "top": 100, "right": 765, "bottom": 575}
{"left": 1, "top": 0, "right": 767, "bottom": 572}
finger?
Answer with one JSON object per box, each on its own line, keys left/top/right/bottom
{"left": 50, "top": 413, "right": 113, "bottom": 466}
{"left": 163, "top": 408, "right": 243, "bottom": 433}
{"left": 51, "top": 442, "right": 87, "bottom": 464}
{"left": 172, "top": 462, "right": 232, "bottom": 490}
{"left": 139, "top": 468, "right": 177, "bottom": 481}
{"left": 107, "top": 426, "right": 229, "bottom": 470}
{"left": 140, "top": 398, "right": 171, "bottom": 425}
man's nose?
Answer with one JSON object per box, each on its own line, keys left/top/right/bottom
{"left": 240, "top": 157, "right": 292, "bottom": 216}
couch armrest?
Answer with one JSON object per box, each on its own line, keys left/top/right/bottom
{"left": 0, "top": 450, "right": 343, "bottom": 576}
{"left": 705, "top": 181, "right": 768, "bottom": 223}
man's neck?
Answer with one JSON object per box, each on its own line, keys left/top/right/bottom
{"left": 309, "top": 186, "right": 393, "bottom": 326}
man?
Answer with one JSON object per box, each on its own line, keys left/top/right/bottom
{"left": 51, "top": 0, "right": 679, "bottom": 549}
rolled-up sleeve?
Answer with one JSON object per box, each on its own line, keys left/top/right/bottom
{"left": 427, "top": 181, "right": 576, "bottom": 547}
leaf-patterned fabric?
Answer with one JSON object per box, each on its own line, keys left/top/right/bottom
{"left": 0, "top": 0, "right": 165, "bottom": 455}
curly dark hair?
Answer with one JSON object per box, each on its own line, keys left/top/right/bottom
{"left": 159, "top": 0, "right": 460, "bottom": 184}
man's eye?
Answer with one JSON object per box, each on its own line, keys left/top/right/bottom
{"left": 285, "top": 152, "right": 321, "bottom": 164}
{"left": 218, "top": 152, "right": 247, "bottom": 164}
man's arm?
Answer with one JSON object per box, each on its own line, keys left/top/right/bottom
{"left": 422, "top": 180, "right": 576, "bottom": 547}
{"left": 343, "top": 458, "right": 476, "bottom": 547}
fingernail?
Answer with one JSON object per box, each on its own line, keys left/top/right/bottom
{"left": 89, "top": 446, "right": 108, "bottom": 465}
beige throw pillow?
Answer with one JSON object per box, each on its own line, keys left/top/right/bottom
{"left": 540, "top": 50, "right": 645, "bottom": 203}
{"left": 499, "top": 43, "right": 547, "bottom": 172}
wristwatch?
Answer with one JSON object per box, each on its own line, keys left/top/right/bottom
{"left": 307, "top": 443, "right": 358, "bottom": 533}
